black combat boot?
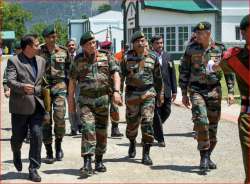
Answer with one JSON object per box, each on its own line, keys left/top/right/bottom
{"left": 95, "top": 155, "right": 107, "bottom": 172}
{"left": 128, "top": 139, "right": 136, "bottom": 158}
{"left": 13, "top": 150, "right": 22, "bottom": 171}
{"left": 80, "top": 155, "right": 93, "bottom": 177}
{"left": 111, "top": 123, "right": 123, "bottom": 137}
{"left": 208, "top": 148, "right": 217, "bottom": 169}
{"left": 200, "top": 150, "right": 209, "bottom": 174}
{"left": 142, "top": 144, "right": 153, "bottom": 165}
{"left": 44, "top": 144, "right": 54, "bottom": 164}
{"left": 55, "top": 138, "right": 64, "bottom": 161}
{"left": 29, "top": 168, "right": 41, "bottom": 182}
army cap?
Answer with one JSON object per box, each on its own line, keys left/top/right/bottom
{"left": 195, "top": 22, "right": 211, "bottom": 31}
{"left": 131, "top": 31, "right": 145, "bottom": 43}
{"left": 13, "top": 40, "right": 21, "bottom": 49}
{"left": 42, "top": 24, "right": 56, "bottom": 37}
{"left": 240, "top": 14, "right": 250, "bottom": 30}
{"left": 80, "top": 31, "right": 95, "bottom": 45}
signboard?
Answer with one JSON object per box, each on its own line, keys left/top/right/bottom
{"left": 126, "top": 2, "right": 136, "bottom": 29}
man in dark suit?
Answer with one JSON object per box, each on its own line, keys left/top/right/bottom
{"left": 66, "top": 39, "right": 82, "bottom": 136}
{"left": 7, "top": 34, "right": 46, "bottom": 182}
{"left": 151, "top": 35, "right": 177, "bottom": 147}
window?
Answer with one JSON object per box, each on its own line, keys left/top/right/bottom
{"left": 155, "top": 27, "right": 164, "bottom": 40}
{"left": 178, "top": 26, "right": 189, "bottom": 52}
{"left": 236, "top": 26, "right": 243, "bottom": 41}
{"left": 142, "top": 27, "right": 152, "bottom": 41}
{"left": 166, "top": 27, "right": 176, "bottom": 52}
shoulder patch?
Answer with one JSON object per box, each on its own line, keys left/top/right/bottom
{"left": 223, "top": 47, "right": 241, "bottom": 60}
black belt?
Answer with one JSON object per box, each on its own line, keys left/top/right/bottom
{"left": 190, "top": 82, "right": 220, "bottom": 89}
{"left": 126, "top": 84, "right": 153, "bottom": 92}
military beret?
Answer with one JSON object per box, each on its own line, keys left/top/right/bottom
{"left": 13, "top": 40, "right": 21, "bottom": 49}
{"left": 195, "top": 22, "right": 211, "bottom": 31}
{"left": 100, "top": 40, "right": 112, "bottom": 48}
{"left": 131, "top": 31, "right": 145, "bottom": 43}
{"left": 240, "top": 14, "right": 250, "bottom": 30}
{"left": 42, "top": 24, "right": 56, "bottom": 37}
{"left": 80, "top": 31, "right": 95, "bottom": 45}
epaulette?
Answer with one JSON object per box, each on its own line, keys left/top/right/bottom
{"left": 98, "top": 49, "right": 109, "bottom": 54}
{"left": 74, "top": 52, "right": 84, "bottom": 61}
{"left": 58, "top": 45, "right": 68, "bottom": 51}
{"left": 215, "top": 41, "right": 225, "bottom": 48}
{"left": 223, "top": 47, "right": 241, "bottom": 60}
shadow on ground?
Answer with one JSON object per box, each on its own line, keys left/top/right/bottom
{"left": 151, "top": 164, "right": 200, "bottom": 174}
{"left": 0, "top": 172, "right": 29, "bottom": 180}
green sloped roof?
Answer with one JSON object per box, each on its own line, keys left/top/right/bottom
{"left": 1, "top": 31, "right": 15, "bottom": 40}
{"left": 143, "top": 0, "right": 218, "bottom": 13}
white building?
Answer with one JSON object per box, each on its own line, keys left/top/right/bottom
{"left": 123, "top": 0, "right": 220, "bottom": 59}
{"left": 222, "top": 0, "right": 248, "bottom": 47}
{"left": 68, "top": 10, "right": 123, "bottom": 53}
{"left": 89, "top": 10, "right": 123, "bottom": 52}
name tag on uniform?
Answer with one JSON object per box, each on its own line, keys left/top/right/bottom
{"left": 97, "top": 61, "right": 108, "bottom": 67}
{"left": 56, "top": 57, "right": 65, "bottom": 63}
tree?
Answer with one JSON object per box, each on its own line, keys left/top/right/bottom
{"left": 2, "top": 2, "right": 32, "bottom": 40}
{"left": 29, "top": 23, "right": 48, "bottom": 43}
{"left": 29, "top": 19, "right": 67, "bottom": 46}
{"left": 54, "top": 19, "right": 68, "bottom": 46}
{"left": 97, "top": 4, "right": 111, "bottom": 14}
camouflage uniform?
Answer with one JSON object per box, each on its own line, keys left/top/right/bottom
{"left": 69, "top": 50, "right": 119, "bottom": 157}
{"left": 179, "top": 40, "right": 234, "bottom": 151}
{"left": 121, "top": 49, "right": 163, "bottom": 144}
{"left": 39, "top": 44, "right": 70, "bottom": 144}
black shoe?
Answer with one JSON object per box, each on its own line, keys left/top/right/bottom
{"left": 29, "top": 168, "right": 41, "bottom": 182}
{"left": 128, "top": 140, "right": 136, "bottom": 158}
{"left": 13, "top": 151, "right": 22, "bottom": 171}
{"left": 80, "top": 155, "right": 93, "bottom": 177}
{"left": 69, "top": 130, "right": 77, "bottom": 136}
{"left": 44, "top": 144, "right": 54, "bottom": 164}
{"left": 158, "top": 141, "right": 166, "bottom": 147}
{"left": 142, "top": 144, "right": 153, "bottom": 165}
{"left": 78, "top": 125, "right": 82, "bottom": 134}
{"left": 95, "top": 155, "right": 107, "bottom": 172}
{"left": 55, "top": 139, "right": 64, "bottom": 161}
{"left": 111, "top": 123, "right": 123, "bottom": 137}
{"left": 208, "top": 148, "right": 217, "bottom": 169}
{"left": 200, "top": 150, "right": 209, "bottom": 174}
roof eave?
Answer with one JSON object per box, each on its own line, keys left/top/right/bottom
{"left": 143, "top": 5, "right": 218, "bottom": 14}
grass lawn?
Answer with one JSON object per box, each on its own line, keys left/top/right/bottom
{"left": 174, "top": 64, "right": 241, "bottom": 103}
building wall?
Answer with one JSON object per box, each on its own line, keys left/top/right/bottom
{"left": 89, "top": 11, "right": 123, "bottom": 52}
{"left": 138, "top": 8, "right": 216, "bottom": 55}
{"left": 222, "top": 0, "right": 248, "bottom": 44}
{"left": 139, "top": 8, "right": 216, "bottom": 35}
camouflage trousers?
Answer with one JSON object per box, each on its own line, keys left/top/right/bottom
{"left": 79, "top": 95, "right": 109, "bottom": 157}
{"left": 125, "top": 91, "right": 155, "bottom": 144}
{"left": 110, "top": 100, "right": 119, "bottom": 124}
{"left": 43, "top": 82, "right": 66, "bottom": 144}
{"left": 189, "top": 85, "right": 222, "bottom": 151}
{"left": 238, "top": 113, "right": 250, "bottom": 184}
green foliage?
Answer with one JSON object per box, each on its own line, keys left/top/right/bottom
{"left": 97, "top": 4, "right": 111, "bottom": 14}
{"left": 29, "top": 19, "right": 67, "bottom": 46}
{"left": 29, "top": 23, "right": 48, "bottom": 43}
{"left": 54, "top": 19, "right": 68, "bottom": 46}
{"left": 2, "top": 2, "right": 32, "bottom": 40}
